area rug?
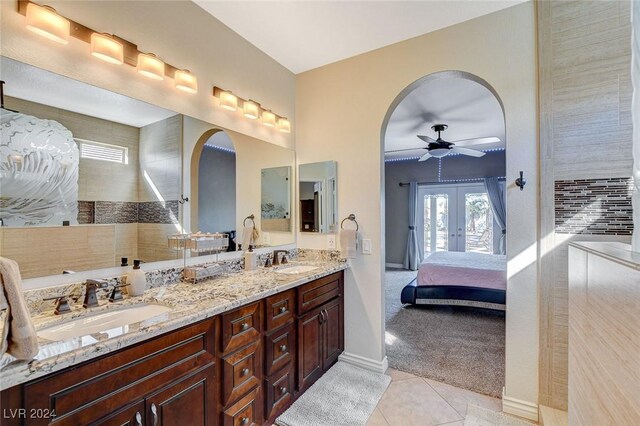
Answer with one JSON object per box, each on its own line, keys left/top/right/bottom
{"left": 275, "top": 362, "right": 391, "bottom": 426}
{"left": 385, "top": 268, "right": 505, "bottom": 397}
{"left": 464, "top": 405, "right": 533, "bottom": 425}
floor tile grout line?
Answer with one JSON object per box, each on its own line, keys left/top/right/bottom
{"left": 420, "top": 377, "right": 467, "bottom": 421}
{"left": 376, "top": 406, "right": 392, "bottom": 426}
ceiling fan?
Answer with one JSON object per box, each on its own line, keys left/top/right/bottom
{"left": 388, "top": 124, "right": 500, "bottom": 162}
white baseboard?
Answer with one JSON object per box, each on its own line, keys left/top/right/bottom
{"left": 339, "top": 352, "right": 389, "bottom": 374}
{"left": 502, "top": 391, "right": 539, "bottom": 422}
{"left": 385, "top": 262, "right": 404, "bottom": 269}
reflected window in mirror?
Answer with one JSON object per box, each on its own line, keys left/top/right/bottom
{"left": 261, "top": 166, "right": 291, "bottom": 232}
{"left": 298, "top": 161, "right": 338, "bottom": 233}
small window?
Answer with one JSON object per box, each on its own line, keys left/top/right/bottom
{"left": 77, "top": 139, "right": 128, "bottom": 164}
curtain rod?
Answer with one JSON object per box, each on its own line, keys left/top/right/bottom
{"left": 398, "top": 177, "right": 506, "bottom": 187}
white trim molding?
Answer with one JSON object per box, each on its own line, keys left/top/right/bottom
{"left": 385, "top": 262, "right": 404, "bottom": 269}
{"left": 339, "top": 352, "right": 389, "bottom": 374}
{"left": 502, "top": 391, "right": 539, "bottom": 422}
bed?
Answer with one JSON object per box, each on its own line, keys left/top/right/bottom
{"left": 400, "top": 251, "right": 506, "bottom": 311}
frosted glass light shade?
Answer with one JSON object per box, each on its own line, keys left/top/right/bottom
{"left": 175, "top": 69, "right": 198, "bottom": 94}
{"left": 243, "top": 100, "right": 260, "bottom": 119}
{"left": 137, "top": 53, "right": 165, "bottom": 80}
{"left": 430, "top": 148, "right": 450, "bottom": 158}
{"left": 278, "top": 118, "right": 291, "bottom": 133}
{"left": 262, "top": 110, "right": 276, "bottom": 127}
{"left": 26, "top": 3, "right": 70, "bottom": 44}
{"left": 90, "top": 33, "right": 124, "bottom": 65}
{"left": 220, "top": 91, "right": 238, "bottom": 111}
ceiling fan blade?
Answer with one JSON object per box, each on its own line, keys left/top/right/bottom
{"left": 418, "top": 152, "right": 433, "bottom": 162}
{"left": 385, "top": 148, "right": 426, "bottom": 153}
{"left": 417, "top": 135, "right": 437, "bottom": 144}
{"left": 451, "top": 146, "right": 486, "bottom": 158}
{"left": 451, "top": 136, "right": 501, "bottom": 147}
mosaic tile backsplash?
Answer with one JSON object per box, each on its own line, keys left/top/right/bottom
{"left": 555, "top": 177, "right": 633, "bottom": 235}
{"left": 76, "top": 200, "right": 179, "bottom": 225}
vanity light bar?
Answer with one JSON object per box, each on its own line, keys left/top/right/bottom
{"left": 19, "top": 0, "right": 197, "bottom": 93}
{"left": 212, "top": 86, "right": 292, "bottom": 133}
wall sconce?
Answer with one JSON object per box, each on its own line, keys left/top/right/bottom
{"left": 243, "top": 100, "right": 260, "bottom": 119}
{"left": 262, "top": 110, "right": 276, "bottom": 127}
{"left": 90, "top": 33, "right": 124, "bottom": 65}
{"left": 25, "top": 2, "right": 69, "bottom": 44}
{"left": 278, "top": 118, "right": 291, "bottom": 133}
{"left": 174, "top": 69, "right": 198, "bottom": 94}
{"left": 137, "top": 53, "right": 165, "bottom": 80}
{"left": 19, "top": 1, "right": 197, "bottom": 93}
{"left": 219, "top": 90, "right": 238, "bottom": 111}
{"left": 515, "top": 171, "right": 526, "bottom": 191}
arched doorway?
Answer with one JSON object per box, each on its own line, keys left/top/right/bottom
{"left": 380, "top": 70, "right": 507, "bottom": 397}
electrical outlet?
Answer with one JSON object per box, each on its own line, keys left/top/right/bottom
{"left": 362, "top": 239, "right": 372, "bottom": 254}
{"left": 263, "top": 232, "right": 270, "bottom": 244}
{"left": 327, "top": 234, "right": 336, "bottom": 249}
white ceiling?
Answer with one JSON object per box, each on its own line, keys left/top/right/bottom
{"left": 193, "top": 0, "right": 526, "bottom": 74}
{"left": 384, "top": 75, "right": 505, "bottom": 160}
{"left": 0, "top": 57, "right": 177, "bottom": 128}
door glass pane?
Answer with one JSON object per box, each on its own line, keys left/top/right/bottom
{"left": 464, "top": 192, "right": 493, "bottom": 254}
{"left": 423, "top": 194, "right": 449, "bottom": 255}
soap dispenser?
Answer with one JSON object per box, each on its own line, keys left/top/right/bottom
{"left": 127, "top": 260, "right": 146, "bottom": 296}
{"left": 244, "top": 246, "right": 258, "bottom": 271}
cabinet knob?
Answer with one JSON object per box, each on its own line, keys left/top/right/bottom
{"left": 240, "top": 417, "right": 249, "bottom": 425}
{"left": 279, "top": 306, "right": 287, "bottom": 314}
{"left": 241, "top": 322, "right": 249, "bottom": 331}
{"left": 135, "top": 412, "right": 142, "bottom": 426}
{"left": 241, "top": 367, "right": 250, "bottom": 376}
{"left": 279, "top": 386, "right": 287, "bottom": 394}
{"left": 151, "top": 403, "right": 158, "bottom": 426}
{"left": 279, "top": 344, "right": 287, "bottom": 352}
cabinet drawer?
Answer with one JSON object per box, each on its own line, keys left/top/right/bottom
{"left": 221, "top": 302, "right": 262, "bottom": 354}
{"left": 22, "top": 319, "right": 215, "bottom": 425}
{"left": 265, "top": 365, "right": 294, "bottom": 421}
{"left": 265, "top": 289, "right": 295, "bottom": 331}
{"left": 222, "top": 340, "right": 262, "bottom": 406}
{"left": 223, "top": 386, "right": 263, "bottom": 426}
{"left": 297, "top": 272, "right": 343, "bottom": 314}
{"left": 264, "top": 321, "right": 295, "bottom": 376}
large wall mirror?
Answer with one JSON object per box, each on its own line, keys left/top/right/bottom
{"left": 299, "top": 161, "right": 338, "bottom": 233}
{"left": 0, "top": 57, "right": 295, "bottom": 279}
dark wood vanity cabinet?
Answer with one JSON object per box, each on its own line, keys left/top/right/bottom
{"left": 1, "top": 271, "right": 344, "bottom": 426}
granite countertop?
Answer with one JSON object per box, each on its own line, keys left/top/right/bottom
{"left": 0, "top": 259, "right": 348, "bottom": 391}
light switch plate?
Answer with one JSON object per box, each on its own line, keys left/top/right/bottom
{"left": 327, "top": 234, "right": 336, "bottom": 249}
{"left": 362, "top": 239, "right": 372, "bottom": 254}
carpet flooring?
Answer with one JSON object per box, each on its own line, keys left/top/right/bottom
{"left": 385, "top": 269, "right": 505, "bottom": 397}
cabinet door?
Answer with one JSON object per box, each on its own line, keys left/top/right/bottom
{"left": 322, "top": 297, "right": 344, "bottom": 370}
{"left": 297, "top": 307, "right": 323, "bottom": 392}
{"left": 145, "top": 365, "right": 216, "bottom": 426}
{"left": 92, "top": 401, "right": 145, "bottom": 426}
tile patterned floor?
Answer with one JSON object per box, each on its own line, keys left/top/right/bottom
{"left": 368, "top": 368, "right": 502, "bottom": 426}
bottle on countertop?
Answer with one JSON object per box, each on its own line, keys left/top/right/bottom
{"left": 121, "top": 257, "right": 128, "bottom": 267}
{"left": 127, "top": 259, "right": 146, "bottom": 296}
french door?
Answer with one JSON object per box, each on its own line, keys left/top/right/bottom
{"left": 418, "top": 184, "right": 494, "bottom": 255}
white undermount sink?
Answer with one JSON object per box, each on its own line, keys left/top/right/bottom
{"left": 274, "top": 265, "right": 319, "bottom": 275}
{"left": 37, "top": 303, "right": 172, "bottom": 341}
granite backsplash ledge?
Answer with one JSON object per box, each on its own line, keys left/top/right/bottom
{"left": 22, "top": 249, "right": 343, "bottom": 316}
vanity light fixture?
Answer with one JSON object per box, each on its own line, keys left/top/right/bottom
{"left": 278, "top": 118, "right": 291, "bottom": 133}
{"left": 174, "top": 69, "right": 198, "bottom": 94}
{"left": 25, "top": 2, "right": 70, "bottom": 44}
{"left": 219, "top": 90, "right": 238, "bottom": 111}
{"left": 90, "top": 33, "right": 124, "bottom": 65}
{"left": 137, "top": 53, "right": 165, "bottom": 80}
{"left": 262, "top": 110, "right": 276, "bottom": 128}
{"left": 243, "top": 100, "right": 260, "bottom": 119}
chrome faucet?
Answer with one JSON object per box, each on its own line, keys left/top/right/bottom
{"left": 272, "top": 250, "right": 289, "bottom": 266}
{"left": 83, "top": 279, "right": 108, "bottom": 308}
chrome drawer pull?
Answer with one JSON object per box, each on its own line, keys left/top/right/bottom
{"left": 279, "top": 386, "right": 287, "bottom": 394}
{"left": 241, "top": 322, "right": 249, "bottom": 331}
{"left": 279, "top": 344, "right": 287, "bottom": 352}
{"left": 135, "top": 412, "right": 142, "bottom": 426}
{"left": 279, "top": 306, "right": 287, "bottom": 314}
{"left": 240, "top": 417, "right": 249, "bottom": 425}
{"left": 151, "top": 403, "right": 158, "bottom": 426}
{"left": 241, "top": 367, "right": 250, "bottom": 376}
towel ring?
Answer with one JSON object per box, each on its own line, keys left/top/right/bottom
{"left": 340, "top": 214, "right": 359, "bottom": 231}
{"left": 243, "top": 214, "right": 256, "bottom": 228}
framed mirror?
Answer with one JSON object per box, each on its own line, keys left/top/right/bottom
{"left": 298, "top": 161, "right": 337, "bottom": 233}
